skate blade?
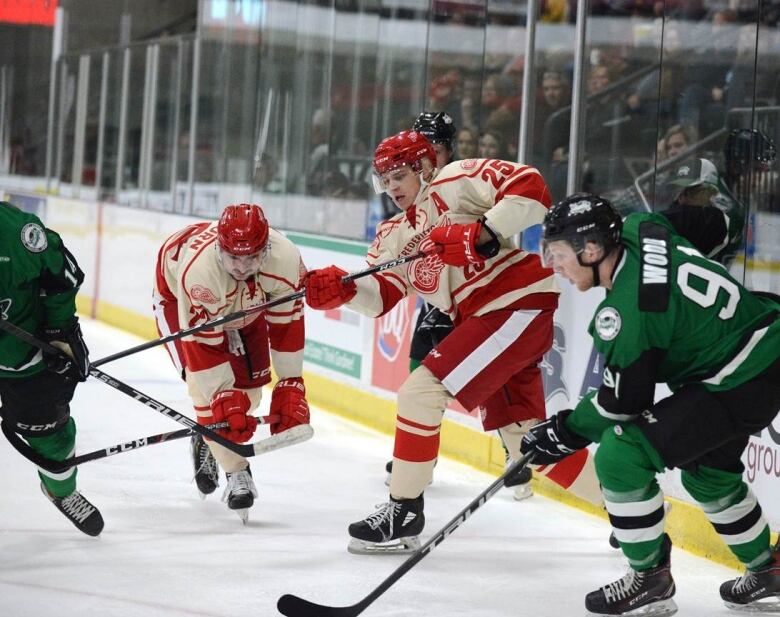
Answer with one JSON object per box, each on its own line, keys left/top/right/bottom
{"left": 589, "top": 598, "right": 678, "bottom": 617}
{"left": 347, "top": 536, "right": 421, "bottom": 555}
{"left": 724, "top": 598, "right": 780, "bottom": 613}
{"left": 512, "top": 485, "right": 533, "bottom": 501}
{"left": 234, "top": 509, "right": 249, "bottom": 524}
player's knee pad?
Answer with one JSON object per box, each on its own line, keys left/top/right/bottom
{"left": 26, "top": 417, "right": 77, "bottom": 461}
{"left": 9, "top": 402, "right": 71, "bottom": 438}
{"left": 397, "top": 366, "right": 450, "bottom": 427}
{"left": 680, "top": 464, "right": 745, "bottom": 505}
{"left": 595, "top": 424, "right": 659, "bottom": 493}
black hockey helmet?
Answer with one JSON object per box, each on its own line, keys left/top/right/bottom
{"left": 412, "top": 111, "right": 457, "bottom": 150}
{"left": 542, "top": 193, "right": 622, "bottom": 268}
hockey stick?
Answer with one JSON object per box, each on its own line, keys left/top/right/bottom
{"left": 0, "top": 319, "right": 312, "bottom": 458}
{"left": 93, "top": 249, "right": 435, "bottom": 367}
{"left": 276, "top": 452, "right": 536, "bottom": 617}
{"left": 0, "top": 413, "right": 281, "bottom": 473}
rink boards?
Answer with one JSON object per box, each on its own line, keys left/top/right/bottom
{"left": 4, "top": 189, "right": 779, "bottom": 569}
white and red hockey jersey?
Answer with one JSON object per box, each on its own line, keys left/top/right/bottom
{"left": 153, "top": 221, "right": 306, "bottom": 403}
{"left": 349, "top": 158, "right": 559, "bottom": 321}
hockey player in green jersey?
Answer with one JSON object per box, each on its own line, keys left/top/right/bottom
{"left": 0, "top": 201, "right": 103, "bottom": 536}
{"left": 521, "top": 193, "right": 780, "bottom": 616}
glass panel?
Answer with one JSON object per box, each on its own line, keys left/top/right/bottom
{"left": 56, "top": 56, "right": 79, "bottom": 185}
{"left": 100, "top": 48, "right": 124, "bottom": 198}
{"left": 82, "top": 52, "right": 102, "bottom": 187}
{"left": 119, "top": 46, "right": 147, "bottom": 190}
{"left": 149, "top": 43, "right": 182, "bottom": 194}
{"left": 423, "top": 0, "right": 487, "bottom": 164}
{"left": 527, "top": 11, "right": 575, "bottom": 202}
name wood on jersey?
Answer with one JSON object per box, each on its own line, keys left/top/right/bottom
{"left": 641, "top": 237, "right": 668, "bottom": 284}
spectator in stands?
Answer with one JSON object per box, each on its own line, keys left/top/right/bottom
{"left": 456, "top": 127, "right": 479, "bottom": 159}
{"left": 657, "top": 124, "right": 698, "bottom": 164}
{"left": 533, "top": 71, "right": 570, "bottom": 165}
{"left": 478, "top": 130, "right": 511, "bottom": 160}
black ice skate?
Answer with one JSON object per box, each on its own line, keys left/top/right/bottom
{"left": 504, "top": 463, "right": 533, "bottom": 501}
{"left": 222, "top": 466, "right": 258, "bottom": 524}
{"left": 348, "top": 495, "right": 424, "bottom": 555}
{"left": 41, "top": 484, "right": 104, "bottom": 537}
{"left": 719, "top": 541, "right": 780, "bottom": 612}
{"left": 191, "top": 434, "right": 219, "bottom": 498}
{"left": 586, "top": 534, "right": 677, "bottom": 617}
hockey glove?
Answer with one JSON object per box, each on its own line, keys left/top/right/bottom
{"left": 304, "top": 266, "right": 357, "bottom": 310}
{"left": 42, "top": 318, "right": 90, "bottom": 382}
{"left": 428, "top": 220, "right": 499, "bottom": 267}
{"left": 210, "top": 389, "right": 257, "bottom": 443}
{"left": 269, "top": 377, "right": 310, "bottom": 436}
{"left": 520, "top": 409, "right": 591, "bottom": 465}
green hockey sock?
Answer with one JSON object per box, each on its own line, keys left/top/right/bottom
{"left": 27, "top": 418, "right": 78, "bottom": 498}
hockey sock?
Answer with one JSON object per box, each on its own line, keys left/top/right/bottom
{"left": 682, "top": 465, "right": 772, "bottom": 570}
{"left": 27, "top": 418, "right": 78, "bottom": 498}
{"left": 596, "top": 424, "right": 667, "bottom": 570}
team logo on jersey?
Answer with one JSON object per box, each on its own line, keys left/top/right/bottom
{"left": 460, "top": 159, "right": 478, "bottom": 170}
{"left": 0, "top": 298, "right": 11, "bottom": 320}
{"left": 595, "top": 307, "right": 621, "bottom": 341}
{"left": 541, "top": 323, "right": 568, "bottom": 402}
{"left": 190, "top": 284, "right": 219, "bottom": 304}
{"left": 20, "top": 223, "right": 47, "bottom": 253}
{"left": 377, "top": 301, "right": 409, "bottom": 362}
{"left": 409, "top": 237, "right": 445, "bottom": 294}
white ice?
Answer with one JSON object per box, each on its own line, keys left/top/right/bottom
{"left": 0, "top": 318, "right": 745, "bottom": 617}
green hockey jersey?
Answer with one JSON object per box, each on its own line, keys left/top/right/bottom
{"left": 0, "top": 202, "right": 84, "bottom": 378}
{"left": 568, "top": 212, "right": 780, "bottom": 442}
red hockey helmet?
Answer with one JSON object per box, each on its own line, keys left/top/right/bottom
{"left": 217, "top": 204, "right": 269, "bottom": 256}
{"left": 373, "top": 130, "right": 436, "bottom": 177}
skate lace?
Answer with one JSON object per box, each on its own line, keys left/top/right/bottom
{"left": 222, "top": 470, "right": 256, "bottom": 502}
{"left": 732, "top": 570, "right": 758, "bottom": 594}
{"left": 366, "top": 502, "right": 401, "bottom": 532}
{"left": 60, "top": 492, "right": 95, "bottom": 524}
{"left": 195, "top": 440, "right": 219, "bottom": 482}
{"left": 603, "top": 569, "right": 645, "bottom": 604}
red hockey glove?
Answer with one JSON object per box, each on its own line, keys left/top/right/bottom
{"left": 428, "top": 221, "right": 486, "bottom": 266}
{"left": 209, "top": 389, "right": 257, "bottom": 443}
{"left": 305, "top": 266, "right": 357, "bottom": 310}
{"left": 269, "top": 378, "right": 310, "bottom": 436}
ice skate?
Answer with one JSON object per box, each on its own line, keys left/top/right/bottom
{"left": 504, "top": 463, "right": 533, "bottom": 501}
{"left": 191, "top": 434, "right": 219, "bottom": 499}
{"left": 586, "top": 534, "right": 677, "bottom": 616}
{"left": 348, "top": 495, "right": 424, "bottom": 554}
{"left": 719, "top": 540, "right": 780, "bottom": 612}
{"left": 41, "top": 484, "right": 104, "bottom": 537}
{"left": 222, "top": 466, "right": 258, "bottom": 524}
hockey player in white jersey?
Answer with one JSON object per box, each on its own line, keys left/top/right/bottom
{"left": 305, "top": 130, "right": 602, "bottom": 553}
{"left": 153, "top": 204, "right": 309, "bottom": 522}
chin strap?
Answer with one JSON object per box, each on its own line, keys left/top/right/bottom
{"left": 592, "top": 264, "right": 601, "bottom": 287}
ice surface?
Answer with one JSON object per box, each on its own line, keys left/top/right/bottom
{"left": 0, "top": 319, "right": 741, "bottom": 616}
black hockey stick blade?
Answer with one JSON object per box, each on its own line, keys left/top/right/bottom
{"left": 277, "top": 452, "right": 535, "bottom": 617}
